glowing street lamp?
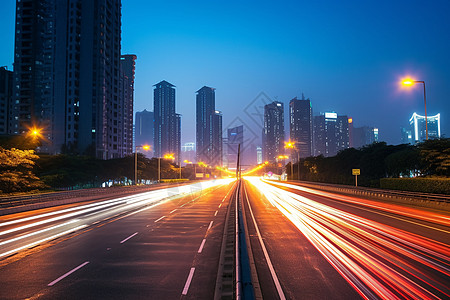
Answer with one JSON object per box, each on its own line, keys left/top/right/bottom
{"left": 135, "top": 145, "right": 151, "bottom": 185}
{"left": 401, "top": 78, "right": 428, "bottom": 140}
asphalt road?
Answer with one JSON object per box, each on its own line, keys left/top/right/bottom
{"left": 0, "top": 179, "right": 235, "bottom": 299}
{"left": 243, "top": 177, "right": 450, "bottom": 300}
{"left": 1, "top": 177, "right": 449, "bottom": 299}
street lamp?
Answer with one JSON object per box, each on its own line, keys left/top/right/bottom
{"left": 402, "top": 78, "right": 428, "bottom": 140}
{"left": 284, "top": 141, "right": 295, "bottom": 180}
{"left": 284, "top": 140, "right": 301, "bottom": 180}
{"left": 135, "top": 144, "right": 150, "bottom": 185}
{"left": 163, "top": 153, "right": 180, "bottom": 180}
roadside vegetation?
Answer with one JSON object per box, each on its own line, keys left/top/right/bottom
{"left": 293, "top": 138, "right": 450, "bottom": 194}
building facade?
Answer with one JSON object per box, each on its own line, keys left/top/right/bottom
{"left": 227, "top": 125, "right": 243, "bottom": 169}
{"left": 289, "top": 95, "right": 313, "bottom": 158}
{"left": 263, "top": 101, "right": 285, "bottom": 163}
{"left": 12, "top": 0, "right": 129, "bottom": 159}
{"left": 196, "top": 86, "right": 223, "bottom": 166}
{"left": 135, "top": 109, "right": 153, "bottom": 156}
{"left": 352, "top": 126, "right": 379, "bottom": 148}
{"left": 11, "top": 0, "right": 54, "bottom": 144}
{"left": 314, "top": 112, "right": 349, "bottom": 157}
{"left": 0, "top": 67, "right": 13, "bottom": 135}
{"left": 153, "top": 80, "right": 181, "bottom": 164}
{"left": 120, "top": 55, "right": 137, "bottom": 156}
{"left": 409, "top": 112, "right": 441, "bottom": 142}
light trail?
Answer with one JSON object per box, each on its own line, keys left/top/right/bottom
{"left": 0, "top": 179, "right": 234, "bottom": 259}
{"left": 265, "top": 180, "right": 450, "bottom": 227}
{"left": 246, "top": 177, "right": 450, "bottom": 300}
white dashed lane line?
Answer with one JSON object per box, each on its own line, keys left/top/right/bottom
{"left": 120, "top": 232, "right": 138, "bottom": 244}
{"left": 154, "top": 216, "right": 165, "bottom": 223}
{"left": 48, "top": 261, "right": 90, "bottom": 286}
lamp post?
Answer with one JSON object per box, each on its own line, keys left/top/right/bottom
{"left": 277, "top": 155, "right": 289, "bottom": 178}
{"left": 163, "top": 153, "right": 176, "bottom": 181}
{"left": 135, "top": 145, "right": 150, "bottom": 185}
{"left": 402, "top": 79, "right": 428, "bottom": 140}
{"left": 284, "top": 141, "right": 295, "bottom": 180}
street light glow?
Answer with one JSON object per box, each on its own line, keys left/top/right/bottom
{"left": 163, "top": 153, "right": 175, "bottom": 160}
{"left": 285, "top": 141, "right": 294, "bottom": 149}
{"left": 27, "top": 126, "right": 43, "bottom": 139}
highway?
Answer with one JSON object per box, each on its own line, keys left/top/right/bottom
{"left": 243, "top": 177, "right": 450, "bottom": 300}
{"left": 0, "top": 177, "right": 449, "bottom": 299}
{"left": 0, "top": 179, "right": 235, "bottom": 299}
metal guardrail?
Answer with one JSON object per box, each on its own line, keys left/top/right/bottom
{"left": 290, "top": 181, "right": 450, "bottom": 204}
{"left": 0, "top": 182, "right": 188, "bottom": 209}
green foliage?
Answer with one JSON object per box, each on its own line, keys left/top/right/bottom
{"left": 418, "top": 138, "right": 450, "bottom": 176}
{"left": 0, "top": 146, "right": 46, "bottom": 193}
{"left": 380, "top": 178, "right": 450, "bottom": 194}
{"left": 34, "top": 154, "right": 180, "bottom": 189}
{"left": 297, "top": 139, "right": 449, "bottom": 189}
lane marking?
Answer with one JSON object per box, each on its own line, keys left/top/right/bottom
{"left": 198, "top": 239, "right": 206, "bottom": 253}
{"left": 244, "top": 185, "right": 286, "bottom": 300}
{"left": 48, "top": 261, "right": 89, "bottom": 286}
{"left": 218, "top": 203, "right": 222, "bottom": 208}
{"left": 207, "top": 221, "right": 214, "bottom": 231}
{"left": 120, "top": 232, "right": 138, "bottom": 244}
{"left": 182, "top": 267, "right": 196, "bottom": 295}
{"left": 154, "top": 216, "right": 165, "bottom": 223}
{"left": 170, "top": 209, "right": 177, "bottom": 214}
{"left": 0, "top": 225, "right": 87, "bottom": 259}
{"left": 214, "top": 211, "right": 218, "bottom": 217}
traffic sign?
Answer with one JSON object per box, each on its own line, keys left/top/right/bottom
{"left": 352, "top": 169, "right": 360, "bottom": 175}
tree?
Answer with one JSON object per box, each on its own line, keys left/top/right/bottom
{"left": 0, "top": 147, "right": 46, "bottom": 193}
{"left": 418, "top": 138, "right": 450, "bottom": 177}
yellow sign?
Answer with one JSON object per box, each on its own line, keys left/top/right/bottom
{"left": 352, "top": 169, "right": 360, "bottom": 175}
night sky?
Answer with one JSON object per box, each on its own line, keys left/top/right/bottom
{"left": 1, "top": 0, "right": 449, "bottom": 146}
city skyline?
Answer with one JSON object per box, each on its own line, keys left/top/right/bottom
{"left": 0, "top": 0, "right": 449, "bottom": 150}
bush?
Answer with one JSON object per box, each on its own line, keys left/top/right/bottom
{"left": 380, "top": 178, "right": 450, "bottom": 194}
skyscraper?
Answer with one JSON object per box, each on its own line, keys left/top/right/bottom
{"left": 314, "top": 112, "right": 349, "bottom": 157}
{"left": 196, "top": 86, "right": 223, "bottom": 166}
{"left": 153, "top": 80, "right": 181, "bottom": 163}
{"left": 353, "top": 126, "right": 379, "bottom": 148}
{"left": 120, "top": 55, "right": 137, "bottom": 156}
{"left": 227, "top": 125, "right": 244, "bottom": 169}
{"left": 11, "top": 0, "right": 54, "bottom": 143}
{"left": 409, "top": 112, "right": 441, "bottom": 142}
{"left": 135, "top": 109, "right": 154, "bottom": 155}
{"left": 0, "top": 67, "right": 13, "bottom": 135}
{"left": 263, "top": 101, "right": 285, "bottom": 163}
{"left": 12, "top": 0, "right": 125, "bottom": 158}
{"left": 289, "top": 95, "right": 312, "bottom": 158}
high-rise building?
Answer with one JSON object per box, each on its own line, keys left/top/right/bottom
{"left": 227, "top": 125, "right": 243, "bottom": 169}
{"left": 289, "top": 95, "right": 313, "bottom": 158}
{"left": 11, "top": 0, "right": 54, "bottom": 143}
{"left": 196, "top": 86, "right": 223, "bottom": 166}
{"left": 256, "top": 146, "right": 263, "bottom": 164}
{"left": 181, "top": 142, "right": 195, "bottom": 165}
{"left": 409, "top": 112, "right": 441, "bottom": 142}
{"left": 153, "top": 80, "right": 181, "bottom": 163}
{"left": 401, "top": 127, "right": 413, "bottom": 144}
{"left": 314, "top": 112, "right": 349, "bottom": 157}
{"left": 120, "top": 55, "right": 137, "bottom": 156}
{"left": 210, "top": 111, "right": 223, "bottom": 167}
{"left": 135, "top": 109, "right": 154, "bottom": 155}
{"left": 0, "top": 67, "right": 13, "bottom": 135}
{"left": 353, "top": 126, "right": 379, "bottom": 148}
{"left": 263, "top": 101, "right": 285, "bottom": 163}
{"left": 12, "top": 0, "right": 125, "bottom": 158}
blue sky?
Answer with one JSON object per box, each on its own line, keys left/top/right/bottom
{"left": 1, "top": 0, "right": 449, "bottom": 145}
